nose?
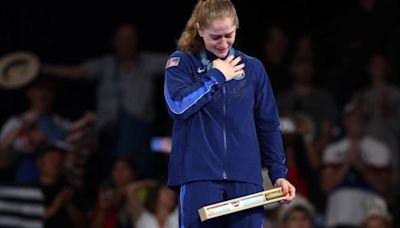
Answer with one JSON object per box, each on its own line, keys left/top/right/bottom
{"left": 218, "top": 38, "right": 230, "bottom": 49}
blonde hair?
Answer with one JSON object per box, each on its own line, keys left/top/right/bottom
{"left": 177, "top": 0, "right": 239, "bottom": 54}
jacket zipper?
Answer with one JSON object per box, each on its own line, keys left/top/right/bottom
{"left": 222, "top": 86, "right": 227, "bottom": 179}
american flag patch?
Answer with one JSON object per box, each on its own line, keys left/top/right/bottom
{"left": 165, "top": 57, "right": 180, "bottom": 69}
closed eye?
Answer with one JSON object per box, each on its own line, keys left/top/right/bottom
{"left": 211, "top": 36, "right": 222, "bottom": 40}
{"left": 209, "top": 31, "right": 235, "bottom": 40}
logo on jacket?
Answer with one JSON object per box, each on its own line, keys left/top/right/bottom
{"left": 197, "top": 66, "right": 206, "bottom": 73}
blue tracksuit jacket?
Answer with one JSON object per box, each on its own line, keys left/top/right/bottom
{"left": 164, "top": 48, "right": 287, "bottom": 189}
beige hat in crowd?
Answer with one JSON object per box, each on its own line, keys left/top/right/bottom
{"left": 0, "top": 51, "right": 40, "bottom": 89}
{"left": 277, "top": 194, "right": 316, "bottom": 222}
{"left": 363, "top": 195, "right": 392, "bottom": 222}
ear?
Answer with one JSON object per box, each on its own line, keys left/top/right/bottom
{"left": 196, "top": 23, "right": 204, "bottom": 37}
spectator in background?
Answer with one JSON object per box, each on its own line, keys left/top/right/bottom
{"left": 351, "top": 54, "right": 400, "bottom": 224}
{"left": 0, "top": 79, "right": 94, "bottom": 183}
{"left": 278, "top": 195, "right": 316, "bottom": 228}
{"left": 277, "top": 57, "right": 338, "bottom": 145}
{"left": 64, "top": 118, "right": 97, "bottom": 191}
{"left": 126, "top": 182, "right": 178, "bottom": 228}
{"left": 0, "top": 120, "right": 45, "bottom": 182}
{"left": 34, "top": 144, "right": 87, "bottom": 228}
{"left": 42, "top": 22, "right": 168, "bottom": 178}
{"left": 293, "top": 34, "right": 314, "bottom": 61}
{"left": 363, "top": 216, "right": 392, "bottom": 228}
{"left": 280, "top": 113, "right": 322, "bottom": 210}
{"left": 260, "top": 25, "right": 291, "bottom": 94}
{"left": 321, "top": 104, "right": 391, "bottom": 227}
{"left": 361, "top": 196, "right": 392, "bottom": 228}
{"left": 90, "top": 158, "right": 140, "bottom": 228}
{"left": 352, "top": 53, "right": 400, "bottom": 179}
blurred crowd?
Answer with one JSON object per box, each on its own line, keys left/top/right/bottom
{"left": 0, "top": 0, "right": 399, "bottom": 227}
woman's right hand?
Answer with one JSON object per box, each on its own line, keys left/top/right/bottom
{"left": 212, "top": 55, "right": 245, "bottom": 81}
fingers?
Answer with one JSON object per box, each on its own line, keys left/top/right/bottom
{"left": 234, "top": 69, "right": 245, "bottom": 78}
{"left": 225, "top": 55, "right": 235, "bottom": 63}
{"left": 229, "top": 55, "right": 242, "bottom": 66}
{"left": 233, "top": 63, "right": 245, "bottom": 78}
{"left": 212, "top": 55, "right": 245, "bottom": 81}
{"left": 274, "top": 178, "right": 289, "bottom": 194}
{"left": 274, "top": 178, "right": 296, "bottom": 204}
{"left": 287, "top": 183, "right": 296, "bottom": 201}
{"left": 234, "top": 63, "right": 245, "bottom": 71}
{"left": 279, "top": 182, "right": 291, "bottom": 204}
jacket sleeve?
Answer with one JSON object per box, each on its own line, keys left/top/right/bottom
{"left": 254, "top": 60, "right": 288, "bottom": 184}
{"left": 164, "top": 51, "right": 226, "bottom": 120}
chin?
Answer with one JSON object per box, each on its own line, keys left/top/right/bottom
{"left": 215, "top": 51, "right": 228, "bottom": 58}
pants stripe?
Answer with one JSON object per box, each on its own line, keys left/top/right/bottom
{"left": 180, "top": 184, "right": 187, "bottom": 228}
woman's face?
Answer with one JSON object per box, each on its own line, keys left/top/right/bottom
{"left": 284, "top": 210, "right": 313, "bottom": 228}
{"left": 198, "top": 17, "right": 236, "bottom": 58}
{"left": 28, "top": 88, "right": 53, "bottom": 113}
{"left": 113, "top": 25, "right": 138, "bottom": 59}
{"left": 112, "top": 160, "right": 135, "bottom": 187}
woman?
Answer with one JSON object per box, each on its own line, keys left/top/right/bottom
{"left": 126, "top": 183, "right": 178, "bottom": 228}
{"left": 90, "top": 158, "right": 138, "bottom": 228}
{"left": 164, "top": 0, "right": 295, "bottom": 227}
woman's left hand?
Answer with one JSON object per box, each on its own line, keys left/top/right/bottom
{"left": 274, "top": 178, "right": 296, "bottom": 203}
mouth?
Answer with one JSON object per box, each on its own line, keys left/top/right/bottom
{"left": 215, "top": 48, "right": 229, "bottom": 56}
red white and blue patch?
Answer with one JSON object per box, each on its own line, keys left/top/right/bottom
{"left": 165, "top": 57, "right": 180, "bottom": 69}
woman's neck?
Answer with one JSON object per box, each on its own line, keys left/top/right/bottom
{"left": 204, "top": 48, "right": 232, "bottom": 60}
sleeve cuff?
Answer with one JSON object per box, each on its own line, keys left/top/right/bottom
{"left": 269, "top": 170, "right": 287, "bottom": 185}
{"left": 209, "top": 68, "right": 226, "bottom": 87}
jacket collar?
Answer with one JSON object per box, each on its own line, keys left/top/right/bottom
{"left": 199, "top": 48, "right": 235, "bottom": 72}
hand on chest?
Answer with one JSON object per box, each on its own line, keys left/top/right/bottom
{"left": 194, "top": 66, "right": 252, "bottom": 99}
